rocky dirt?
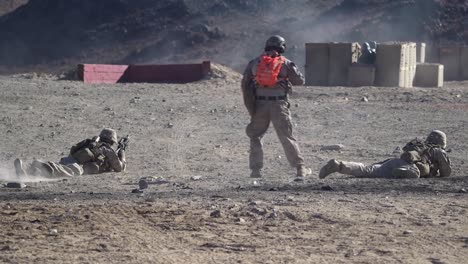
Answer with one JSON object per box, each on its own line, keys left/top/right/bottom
{"left": 1, "top": 68, "right": 468, "bottom": 263}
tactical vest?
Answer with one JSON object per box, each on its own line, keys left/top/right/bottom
{"left": 70, "top": 139, "right": 106, "bottom": 164}
{"left": 401, "top": 138, "right": 437, "bottom": 177}
{"left": 255, "top": 54, "right": 285, "bottom": 87}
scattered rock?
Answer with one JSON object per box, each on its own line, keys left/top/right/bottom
{"left": 131, "top": 188, "right": 143, "bottom": 194}
{"left": 236, "top": 217, "right": 246, "bottom": 223}
{"left": 210, "top": 210, "right": 221, "bottom": 218}
{"left": 320, "top": 144, "right": 345, "bottom": 151}
{"left": 5, "top": 182, "right": 26, "bottom": 189}
{"left": 458, "top": 188, "right": 467, "bottom": 193}
{"left": 321, "top": 185, "right": 334, "bottom": 191}
{"left": 393, "top": 146, "right": 402, "bottom": 154}
{"left": 190, "top": 175, "right": 202, "bottom": 181}
{"left": 48, "top": 228, "right": 58, "bottom": 236}
{"left": 138, "top": 179, "right": 149, "bottom": 190}
{"left": 361, "top": 96, "right": 369, "bottom": 102}
{"left": 167, "top": 122, "right": 174, "bottom": 128}
{"left": 403, "top": 230, "right": 413, "bottom": 235}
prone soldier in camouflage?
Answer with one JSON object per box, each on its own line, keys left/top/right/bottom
{"left": 241, "top": 35, "right": 311, "bottom": 180}
{"left": 319, "top": 130, "right": 451, "bottom": 179}
{"left": 14, "top": 128, "right": 127, "bottom": 178}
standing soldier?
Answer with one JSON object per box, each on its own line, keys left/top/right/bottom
{"left": 241, "top": 35, "right": 311, "bottom": 180}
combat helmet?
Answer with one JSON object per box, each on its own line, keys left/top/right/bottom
{"left": 425, "top": 130, "right": 447, "bottom": 149}
{"left": 99, "top": 128, "right": 118, "bottom": 144}
{"left": 265, "top": 35, "right": 287, "bottom": 54}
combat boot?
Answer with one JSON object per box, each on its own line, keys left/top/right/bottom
{"left": 14, "top": 158, "right": 26, "bottom": 178}
{"left": 319, "top": 159, "right": 341, "bottom": 179}
{"left": 250, "top": 169, "right": 263, "bottom": 178}
{"left": 296, "top": 165, "right": 312, "bottom": 177}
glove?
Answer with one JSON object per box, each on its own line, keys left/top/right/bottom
{"left": 118, "top": 149, "right": 126, "bottom": 162}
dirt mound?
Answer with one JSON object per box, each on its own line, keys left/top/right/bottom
{"left": 0, "top": 0, "right": 467, "bottom": 74}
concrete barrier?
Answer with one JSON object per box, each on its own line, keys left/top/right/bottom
{"left": 417, "top": 43, "right": 426, "bottom": 63}
{"left": 413, "top": 63, "right": 444, "bottom": 88}
{"left": 305, "top": 43, "right": 329, "bottom": 86}
{"left": 407, "top": 43, "right": 417, "bottom": 88}
{"left": 375, "top": 43, "right": 409, "bottom": 87}
{"left": 425, "top": 44, "right": 440, "bottom": 63}
{"left": 78, "top": 61, "right": 211, "bottom": 84}
{"left": 439, "top": 46, "right": 461, "bottom": 81}
{"left": 460, "top": 46, "right": 468, "bottom": 80}
{"left": 347, "top": 63, "right": 375, "bottom": 87}
{"left": 328, "top": 42, "right": 359, "bottom": 86}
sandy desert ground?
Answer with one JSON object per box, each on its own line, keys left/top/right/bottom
{"left": 1, "top": 66, "right": 468, "bottom": 263}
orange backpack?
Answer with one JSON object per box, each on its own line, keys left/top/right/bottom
{"left": 255, "top": 54, "right": 285, "bottom": 87}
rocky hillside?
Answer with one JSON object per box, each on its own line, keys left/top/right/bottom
{"left": 0, "top": 0, "right": 27, "bottom": 16}
{"left": 0, "top": 0, "right": 467, "bottom": 74}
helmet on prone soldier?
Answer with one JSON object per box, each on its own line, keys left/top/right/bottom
{"left": 264, "top": 35, "right": 287, "bottom": 54}
{"left": 425, "top": 130, "right": 447, "bottom": 149}
{"left": 99, "top": 128, "right": 118, "bottom": 145}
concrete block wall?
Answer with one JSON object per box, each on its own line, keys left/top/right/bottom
{"left": 305, "top": 43, "right": 329, "bottom": 86}
{"left": 439, "top": 46, "right": 461, "bottom": 81}
{"left": 461, "top": 46, "right": 468, "bottom": 80}
{"left": 348, "top": 63, "right": 375, "bottom": 87}
{"left": 375, "top": 43, "right": 408, "bottom": 87}
{"left": 414, "top": 63, "right": 444, "bottom": 88}
{"left": 78, "top": 61, "right": 211, "bottom": 84}
{"left": 417, "top": 43, "right": 426, "bottom": 63}
{"left": 328, "top": 42, "right": 359, "bottom": 86}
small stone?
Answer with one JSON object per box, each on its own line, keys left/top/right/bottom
{"left": 190, "top": 175, "right": 202, "bottom": 181}
{"left": 393, "top": 146, "right": 402, "bottom": 154}
{"left": 210, "top": 210, "right": 221, "bottom": 218}
{"left": 361, "top": 96, "right": 369, "bottom": 102}
{"left": 236, "top": 217, "right": 246, "bottom": 223}
{"left": 104, "top": 106, "right": 112, "bottom": 111}
{"left": 286, "top": 196, "right": 295, "bottom": 201}
{"left": 24, "top": 106, "right": 33, "bottom": 111}
{"left": 138, "top": 179, "right": 149, "bottom": 190}
{"left": 167, "top": 123, "right": 174, "bottom": 128}
{"left": 458, "top": 188, "right": 467, "bottom": 193}
{"left": 215, "top": 144, "right": 222, "bottom": 148}
{"left": 48, "top": 229, "right": 58, "bottom": 236}
{"left": 5, "top": 182, "right": 26, "bottom": 189}
{"left": 403, "top": 230, "right": 413, "bottom": 235}
{"left": 321, "top": 185, "right": 334, "bottom": 191}
{"left": 252, "top": 181, "right": 259, "bottom": 186}
{"left": 132, "top": 188, "right": 143, "bottom": 194}
{"left": 320, "top": 144, "right": 345, "bottom": 151}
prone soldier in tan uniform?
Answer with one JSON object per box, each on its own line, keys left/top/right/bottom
{"left": 319, "top": 130, "right": 451, "bottom": 179}
{"left": 241, "top": 35, "right": 311, "bottom": 180}
{"left": 14, "top": 128, "right": 127, "bottom": 178}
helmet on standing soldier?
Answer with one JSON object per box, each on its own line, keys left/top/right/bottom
{"left": 425, "top": 130, "right": 447, "bottom": 149}
{"left": 264, "top": 35, "right": 287, "bottom": 54}
{"left": 99, "top": 128, "right": 118, "bottom": 145}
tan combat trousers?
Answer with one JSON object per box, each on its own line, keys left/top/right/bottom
{"left": 340, "top": 158, "right": 419, "bottom": 178}
{"left": 30, "top": 159, "right": 83, "bottom": 178}
{"left": 246, "top": 100, "right": 304, "bottom": 170}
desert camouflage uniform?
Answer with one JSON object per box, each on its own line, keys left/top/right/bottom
{"left": 15, "top": 128, "right": 126, "bottom": 178}
{"left": 320, "top": 131, "right": 451, "bottom": 179}
{"left": 241, "top": 50, "right": 306, "bottom": 171}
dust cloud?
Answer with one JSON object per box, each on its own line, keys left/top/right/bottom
{"left": 0, "top": 163, "right": 61, "bottom": 183}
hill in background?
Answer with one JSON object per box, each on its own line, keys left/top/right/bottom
{"left": 0, "top": 0, "right": 467, "bottom": 74}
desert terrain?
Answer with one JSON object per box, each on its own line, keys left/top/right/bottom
{"left": 1, "top": 66, "right": 468, "bottom": 263}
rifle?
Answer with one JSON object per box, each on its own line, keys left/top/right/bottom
{"left": 117, "top": 135, "right": 130, "bottom": 152}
